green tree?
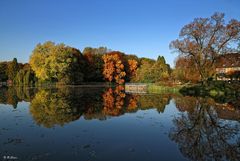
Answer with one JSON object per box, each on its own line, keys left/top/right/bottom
{"left": 14, "top": 64, "right": 37, "bottom": 86}
{"left": 150, "top": 56, "right": 171, "bottom": 82}
{"left": 134, "top": 56, "right": 171, "bottom": 83}
{"left": 133, "top": 58, "right": 156, "bottom": 83}
{"left": 29, "top": 41, "right": 85, "bottom": 84}
{"left": 7, "top": 58, "right": 19, "bottom": 80}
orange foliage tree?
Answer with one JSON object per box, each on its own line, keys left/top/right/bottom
{"left": 127, "top": 59, "right": 138, "bottom": 81}
{"left": 102, "top": 52, "right": 126, "bottom": 84}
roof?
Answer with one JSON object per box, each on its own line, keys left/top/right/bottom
{"left": 216, "top": 53, "right": 240, "bottom": 68}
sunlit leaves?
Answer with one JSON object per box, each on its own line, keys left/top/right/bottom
{"left": 29, "top": 41, "right": 84, "bottom": 84}
{"left": 102, "top": 52, "right": 126, "bottom": 84}
{"left": 134, "top": 56, "right": 171, "bottom": 83}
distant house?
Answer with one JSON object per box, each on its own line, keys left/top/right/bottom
{"left": 215, "top": 53, "right": 240, "bottom": 81}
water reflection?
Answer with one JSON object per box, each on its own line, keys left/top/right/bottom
{"left": 0, "top": 86, "right": 239, "bottom": 125}
{"left": 0, "top": 86, "right": 239, "bottom": 161}
{"left": 28, "top": 86, "right": 171, "bottom": 127}
{"left": 0, "top": 87, "right": 36, "bottom": 108}
{"left": 171, "top": 96, "right": 240, "bottom": 161}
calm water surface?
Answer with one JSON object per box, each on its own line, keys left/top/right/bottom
{"left": 0, "top": 87, "right": 239, "bottom": 161}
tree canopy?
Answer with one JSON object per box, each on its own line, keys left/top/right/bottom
{"left": 29, "top": 41, "right": 85, "bottom": 84}
{"left": 170, "top": 12, "right": 240, "bottom": 81}
{"left": 134, "top": 56, "right": 171, "bottom": 83}
{"left": 7, "top": 58, "right": 19, "bottom": 81}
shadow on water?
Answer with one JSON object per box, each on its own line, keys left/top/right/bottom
{"left": 0, "top": 86, "right": 240, "bottom": 161}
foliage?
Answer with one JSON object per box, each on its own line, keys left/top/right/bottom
{"left": 7, "top": 58, "right": 19, "bottom": 80}
{"left": 102, "top": 51, "right": 126, "bottom": 84}
{"left": 179, "top": 81, "right": 240, "bottom": 100}
{"left": 133, "top": 58, "right": 155, "bottom": 83}
{"left": 134, "top": 56, "right": 171, "bottom": 83}
{"left": 14, "top": 64, "right": 37, "bottom": 86}
{"left": 82, "top": 47, "right": 107, "bottom": 81}
{"left": 170, "top": 12, "right": 240, "bottom": 81}
{"left": 123, "top": 54, "right": 140, "bottom": 82}
{"left": 1, "top": 41, "right": 175, "bottom": 85}
{"left": 173, "top": 57, "right": 201, "bottom": 83}
{"left": 0, "top": 62, "right": 8, "bottom": 82}
{"left": 29, "top": 41, "right": 85, "bottom": 84}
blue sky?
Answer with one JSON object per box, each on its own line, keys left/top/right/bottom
{"left": 0, "top": 0, "right": 240, "bottom": 67}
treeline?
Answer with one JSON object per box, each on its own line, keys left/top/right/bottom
{"left": 1, "top": 12, "right": 240, "bottom": 86}
{"left": 0, "top": 41, "right": 172, "bottom": 86}
{"left": 0, "top": 58, "right": 37, "bottom": 86}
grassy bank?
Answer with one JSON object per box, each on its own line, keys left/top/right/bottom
{"left": 147, "top": 83, "right": 182, "bottom": 94}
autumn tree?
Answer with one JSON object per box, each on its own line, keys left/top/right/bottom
{"left": 122, "top": 54, "right": 139, "bottom": 82}
{"left": 29, "top": 41, "right": 85, "bottom": 84}
{"left": 82, "top": 47, "right": 107, "bottom": 81}
{"left": 133, "top": 58, "right": 156, "bottom": 82}
{"left": 170, "top": 12, "right": 240, "bottom": 82}
{"left": 134, "top": 56, "right": 171, "bottom": 83}
{"left": 7, "top": 58, "right": 19, "bottom": 81}
{"left": 150, "top": 56, "right": 171, "bottom": 82}
{"left": 0, "top": 62, "right": 8, "bottom": 82}
{"left": 127, "top": 59, "right": 138, "bottom": 80}
{"left": 173, "top": 57, "right": 201, "bottom": 83}
{"left": 102, "top": 51, "right": 126, "bottom": 84}
{"left": 14, "top": 64, "right": 37, "bottom": 86}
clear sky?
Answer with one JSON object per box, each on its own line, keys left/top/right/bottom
{"left": 0, "top": 0, "right": 240, "bottom": 67}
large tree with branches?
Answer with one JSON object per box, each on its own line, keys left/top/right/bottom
{"left": 170, "top": 12, "right": 240, "bottom": 82}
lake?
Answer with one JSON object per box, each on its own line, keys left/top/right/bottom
{"left": 0, "top": 86, "right": 239, "bottom": 161}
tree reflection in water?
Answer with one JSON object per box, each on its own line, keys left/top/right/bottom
{"left": 0, "top": 86, "right": 172, "bottom": 127}
{"left": 30, "top": 89, "right": 81, "bottom": 128}
{"left": 0, "top": 86, "right": 36, "bottom": 108}
{"left": 29, "top": 87, "right": 104, "bottom": 127}
{"left": 102, "top": 85, "right": 126, "bottom": 116}
{"left": 170, "top": 96, "right": 240, "bottom": 161}
{"left": 1, "top": 86, "right": 240, "bottom": 160}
